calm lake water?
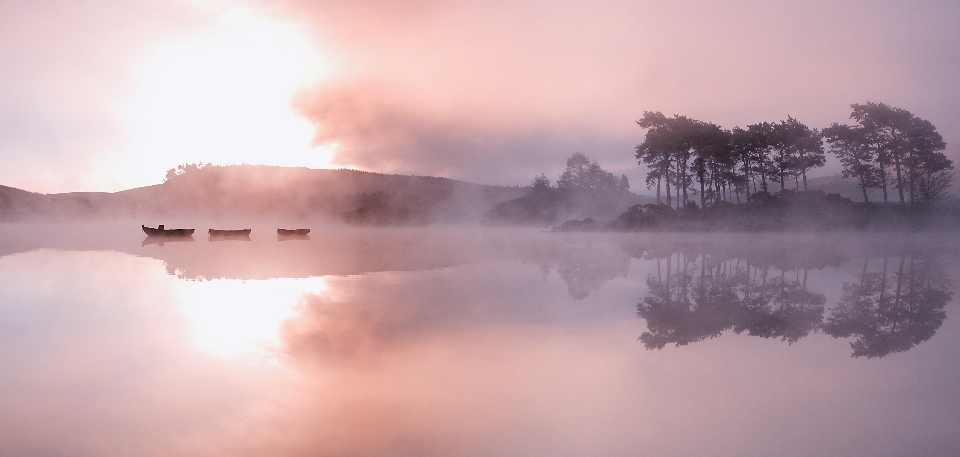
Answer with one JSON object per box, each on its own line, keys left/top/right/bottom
{"left": 1, "top": 223, "right": 958, "bottom": 456}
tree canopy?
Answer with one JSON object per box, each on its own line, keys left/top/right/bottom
{"left": 822, "top": 102, "right": 953, "bottom": 204}
{"left": 557, "top": 153, "right": 629, "bottom": 196}
{"left": 637, "top": 103, "right": 953, "bottom": 207}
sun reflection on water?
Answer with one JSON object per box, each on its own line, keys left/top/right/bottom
{"left": 175, "top": 277, "right": 328, "bottom": 359}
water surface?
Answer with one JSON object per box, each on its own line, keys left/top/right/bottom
{"left": 1, "top": 223, "right": 958, "bottom": 456}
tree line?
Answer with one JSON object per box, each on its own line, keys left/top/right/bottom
{"left": 636, "top": 102, "right": 954, "bottom": 208}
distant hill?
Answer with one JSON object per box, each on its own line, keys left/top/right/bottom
{"left": 0, "top": 166, "right": 527, "bottom": 224}
{"left": 804, "top": 174, "right": 959, "bottom": 203}
{"left": 0, "top": 185, "right": 43, "bottom": 215}
{"left": 801, "top": 174, "right": 882, "bottom": 202}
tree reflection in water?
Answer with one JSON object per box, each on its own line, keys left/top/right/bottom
{"left": 823, "top": 254, "right": 952, "bottom": 358}
{"left": 638, "top": 251, "right": 827, "bottom": 349}
{"left": 538, "top": 242, "right": 631, "bottom": 300}
{"left": 631, "top": 241, "right": 952, "bottom": 358}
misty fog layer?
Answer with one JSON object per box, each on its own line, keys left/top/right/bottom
{"left": 0, "top": 224, "right": 958, "bottom": 456}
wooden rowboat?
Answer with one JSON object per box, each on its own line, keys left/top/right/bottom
{"left": 277, "top": 228, "right": 310, "bottom": 236}
{"left": 142, "top": 225, "right": 195, "bottom": 237}
{"left": 208, "top": 229, "right": 252, "bottom": 236}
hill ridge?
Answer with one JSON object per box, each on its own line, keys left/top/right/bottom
{"left": 0, "top": 165, "right": 527, "bottom": 223}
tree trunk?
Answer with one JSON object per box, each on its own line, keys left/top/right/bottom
{"left": 716, "top": 176, "right": 722, "bottom": 204}
{"left": 700, "top": 179, "right": 705, "bottom": 209}
{"left": 743, "top": 160, "right": 751, "bottom": 199}
{"left": 681, "top": 163, "right": 688, "bottom": 207}
{"left": 656, "top": 175, "right": 661, "bottom": 205}
{"left": 894, "top": 156, "right": 905, "bottom": 205}
{"left": 666, "top": 169, "right": 672, "bottom": 209}
{"left": 908, "top": 159, "right": 916, "bottom": 204}
{"left": 879, "top": 165, "right": 889, "bottom": 204}
{"left": 859, "top": 173, "right": 869, "bottom": 203}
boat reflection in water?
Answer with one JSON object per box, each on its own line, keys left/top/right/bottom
{"left": 209, "top": 234, "right": 252, "bottom": 242}
{"left": 141, "top": 235, "right": 194, "bottom": 247}
{"left": 278, "top": 234, "right": 310, "bottom": 241}
{"left": 208, "top": 229, "right": 252, "bottom": 242}
{"left": 278, "top": 228, "right": 310, "bottom": 241}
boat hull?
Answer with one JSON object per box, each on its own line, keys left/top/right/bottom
{"left": 277, "top": 228, "right": 310, "bottom": 236}
{"left": 142, "top": 225, "right": 195, "bottom": 237}
{"left": 208, "top": 229, "right": 252, "bottom": 236}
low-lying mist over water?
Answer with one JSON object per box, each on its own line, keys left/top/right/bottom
{"left": 1, "top": 223, "right": 958, "bottom": 456}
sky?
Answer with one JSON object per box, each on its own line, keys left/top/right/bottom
{"left": 1, "top": 0, "right": 958, "bottom": 194}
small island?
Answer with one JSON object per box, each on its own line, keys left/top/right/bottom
{"left": 538, "top": 102, "right": 957, "bottom": 232}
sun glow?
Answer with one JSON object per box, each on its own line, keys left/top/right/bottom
{"left": 177, "top": 276, "right": 329, "bottom": 359}
{"left": 126, "top": 6, "right": 332, "bottom": 185}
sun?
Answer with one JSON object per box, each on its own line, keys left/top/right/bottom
{"left": 125, "top": 5, "right": 333, "bottom": 185}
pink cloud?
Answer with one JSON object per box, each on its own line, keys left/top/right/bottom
{"left": 273, "top": 0, "right": 960, "bottom": 186}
